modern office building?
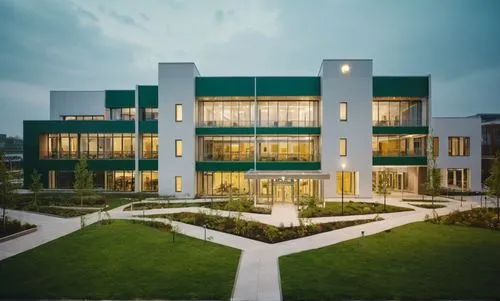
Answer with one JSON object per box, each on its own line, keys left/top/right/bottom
{"left": 23, "top": 59, "right": 481, "bottom": 202}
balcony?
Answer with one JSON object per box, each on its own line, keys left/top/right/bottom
{"left": 196, "top": 120, "right": 321, "bottom": 135}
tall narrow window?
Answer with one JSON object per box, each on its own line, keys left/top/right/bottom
{"left": 340, "top": 102, "right": 348, "bottom": 121}
{"left": 175, "top": 176, "right": 182, "bottom": 192}
{"left": 175, "top": 104, "right": 183, "bottom": 122}
{"left": 339, "top": 138, "right": 347, "bottom": 156}
{"left": 432, "top": 137, "right": 439, "bottom": 157}
{"left": 175, "top": 139, "right": 183, "bottom": 157}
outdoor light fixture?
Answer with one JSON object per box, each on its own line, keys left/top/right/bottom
{"left": 341, "top": 64, "right": 350, "bottom": 74}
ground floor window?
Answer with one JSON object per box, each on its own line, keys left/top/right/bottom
{"left": 372, "top": 169, "right": 409, "bottom": 192}
{"left": 255, "top": 178, "right": 319, "bottom": 204}
{"left": 141, "top": 171, "right": 158, "bottom": 192}
{"left": 48, "top": 170, "right": 134, "bottom": 191}
{"left": 196, "top": 171, "right": 250, "bottom": 196}
{"left": 336, "top": 171, "right": 358, "bottom": 195}
{"left": 446, "top": 168, "right": 470, "bottom": 191}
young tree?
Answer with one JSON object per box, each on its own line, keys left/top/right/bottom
{"left": 376, "top": 169, "right": 391, "bottom": 211}
{"left": 0, "top": 151, "right": 15, "bottom": 231}
{"left": 485, "top": 153, "right": 500, "bottom": 224}
{"left": 425, "top": 135, "right": 441, "bottom": 207}
{"left": 29, "top": 169, "right": 43, "bottom": 209}
{"left": 74, "top": 157, "right": 94, "bottom": 207}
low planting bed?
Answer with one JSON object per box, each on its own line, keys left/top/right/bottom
{"left": 411, "top": 204, "right": 447, "bottom": 209}
{"left": 299, "top": 201, "right": 413, "bottom": 218}
{"left": 146, "top": 212, "right": 380, "bottom": 243}
{"left": 0, "top": 217, "right": 36, "bottom": 238}
{"left": 403, "top": 198, "right": 449, "bottom": 203}
{"left": 427, "top": 208, "right": 500, "bottom": 229}
{"left": 124, "top": 198, "right": 271, "bottom": 214}
{"left": 30, "top": 206, "right": 98, "bottom": 218}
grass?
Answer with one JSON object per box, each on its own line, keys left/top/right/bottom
{"left": 299, "top": 201, "right": 413, "bottom": 218}
{"left": 0, "top": 220, "right": 240, "bottom": 300}
{"left": 402, "top": 198, "right": 449, "bottom": 203}
{"left": 411, "top": 203, "right": 447, "bottom": 209}
{"left": 147, "top": 212, "right": 379, "bottom": 243}
{"left": 280, "top": 222, "right": 500, "bottom": 300}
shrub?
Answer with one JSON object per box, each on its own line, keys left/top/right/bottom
{"left": 427, "top": 209, "right": 499, "bottom": 229}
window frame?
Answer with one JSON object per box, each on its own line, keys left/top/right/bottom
{"left": 339, "top": 138, "right": 347, "bottom": 156}
{"left": 175, "top": 139, "right": 183, "bottom": 157}
{"left": 339, "top": 102, "right": 348, "bottom": 121}
{"left": 175, "top": 176, "right": 182, "bottom": 192}
{"left": 175, "top": 104, "right": 183, "bottom": 122}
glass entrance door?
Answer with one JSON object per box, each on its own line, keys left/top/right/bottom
{"left": 275, "top": 183, "right": 293, "bottom": 203}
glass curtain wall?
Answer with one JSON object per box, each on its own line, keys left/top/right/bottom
{"left": 142, "top": 171, "right": 158, "bottom": 192}
{"left": 198, "top": 101, "right": 254, "bottom": 127}
{"left": 141, "top": 134, "right": 159, "bottom": 159}
{"left": 40, "top": 133, "right": 135, "bottom": 159}
{"left": 258, "top": 100, "right": 319, "bottom": 127}
{"left": 372, "top": 135, "right": 427, "bottom": 156}
{"left": 48, "top": 170, "right": 134, "bottom": 191}
{"left": 372, "top": 99, "right": 424, "bottom": 126}
{"left": 196, "top": 171, "right": 250, "bottom": 196}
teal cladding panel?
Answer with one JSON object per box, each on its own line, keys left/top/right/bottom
{"left": 195, "top": 77, "right": 254, "bottom": 97}
{"left": 372, "top": 126, "right": 429, "bottom": 135}
{"left": 138, "top": 85, "right": 158, "bottom": 108}
{"left": 256, "top": 77, "right": 320, "bottom": 96}
{"left": 23, "top": 121, "right": 134, "bottom": 133}
{"left": 139, "top": 160, "right": 158, "bottom": 170}
{"left": 139, "top": 121, "right": 158, "bottom": 133}
{"left": 195, "top": 127, "right": 321, "bottom": 135}
{"left": 195, "top": 161, "right": 321, "bottom": 171}
{"left": 372, "top": 156, "right": 427, "bottom": 166}
{"left": 373, "top": 77, "right": 429, "bottom": 97}
{"left": 105, "top": 90, "right": 135, "bottom": 108}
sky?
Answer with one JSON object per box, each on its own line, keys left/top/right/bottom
{"left": 1, "top": 0, "right": 500, "bottom": 137}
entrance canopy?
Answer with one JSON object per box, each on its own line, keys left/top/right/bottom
{"left": 244, "top": 170, "right": 330, "bottom": 180}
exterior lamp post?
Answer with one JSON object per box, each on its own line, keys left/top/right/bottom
{"left": 341, "top": 163, "right": 346, "bottom": 215}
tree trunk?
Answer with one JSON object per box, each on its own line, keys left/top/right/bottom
{"left": 497, "top": 196, "right": 499, "bottom": 223}
{"left": 384, "top": 193, "right": 386, "bottom": 212}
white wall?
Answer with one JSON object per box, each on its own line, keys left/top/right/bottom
{"left": 158, "top": 63, "right": 199, "bottom": 197}
{"left": 320, "top": 60, "right": 373, "bottom": 198}
{"left": 50, "top": 91, "right": 105, "bottom": 120}
{"left": 432, "top": 116, "right": 482, "bottom": 191}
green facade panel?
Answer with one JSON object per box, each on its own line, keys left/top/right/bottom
{"left": 195, "top": 127, "right": 321, "bottom": 135}
{"left": 256, "top": 77, "right": 321, "bottom": 96}
{"left": 138, "top": 85, "right": 158, "bottom": 108}
{"left": 195, "top": 77, "right": 255, "bottom": 97}
{"left": 373, "top": 76, "right": 429, "bottom": 97}
{"left": 105, "top": 90, "right": 135, "bottom": 108}
{"left": 23, "top": 120, "right": 134, "bottom": 133}
{"left": 372, "top": 126, "right": 429, "bottom": 135}
{"left": 139, "top": 160, "right": 158, "bottom": 170}
{"left": 195, "top": 161, "right": 321, "bottom": 171}
{"left": 36, "top": 160, "right": 135, "bottom": 171}
{"left": 139, "top": 121, "right": 158, "bottom": 133}
{"left": 372, "top": 156, "right": 427, "bottom": 166}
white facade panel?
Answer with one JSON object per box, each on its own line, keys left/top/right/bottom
{"left": 50, "top": 91, "right": 105, "bottom": 120}
{"left": 432, "top": 116, "right": 482, "bottom": 191}
{"left": 320, "top": 60, "right": 373, "bottom": 198}
{"left": 158, "top": 63, "right": 199, "bottom": 197}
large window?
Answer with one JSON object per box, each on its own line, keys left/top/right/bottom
{"left": 196, "top": 171, "right": 250, "bottom": 196}
{"left": 140, "top": 108, "right": 158, "bottom": 120}
{"left": 372, "top": 135, "right": 427, "bottom": 156}
{"left": 108, "top": 108, "right": 136, "bottom": 120}
{"left": 336, "top": 171, "right": 357, "bottom": 195}
{"left": 142, "top": 171, "right": 158, "bottom": 192}
{"left": 198, "top": 101, "right": 254, "bottom": 127}
{"left": 448, "top": 137, "right": 470, "bottom": 156}
{"left": 49, "top": 170, "right": 133, "bottom": 191}
{"left": 447, "top": 168, "right": 470, "bottom": 190}
{"left": 258, "top": 100, "right": 319, "bottom": 127}
{"left": 372, "top": 99, "right": 424, "bottom": 126}
{"left": 62, "top": 115, "right": 104, "bottom": 120}
{"left": 141, "top": 134, "right": 158, "bottom": 159}
{"left": 40, "top": 133, "right": 135, "bottom": 159}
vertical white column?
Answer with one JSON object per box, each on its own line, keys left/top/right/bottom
{"left": 134, "top": 85, "right": 141, "bottom": 192}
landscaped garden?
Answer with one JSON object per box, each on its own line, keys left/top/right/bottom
{"left": 402, "top": 198, "right": 449, "bottom": 203}
{"left": 0, "top": 220, "right": 240, "bottom": 300}
{"left": 280, "top": 222, "right": 500, "bottom": 300}
{"left": 0, "top": 217, "right": 36, "bottom": 238}
{"left": 299, "top": 199, "right": 413, "bottom": 218}
{"left": 145, "top": 212, "right": 380, "bottom": 243}
{"left": 411, "top": 203, "right": 447, "bottom": 209}
{"left": 124, "top": 197, "right": 271, "bottom": 214}
{"left": 427, "top": 208, "right": 500, "bottom": 229}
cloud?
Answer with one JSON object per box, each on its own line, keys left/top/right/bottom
{"left": 98, "top": 5, "right": 146, "bottom": 30}
{"left": 140, "top": 12, "right": 149, "bottom": 21}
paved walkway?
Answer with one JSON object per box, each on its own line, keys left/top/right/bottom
{"left": 0, "top": 196, "right": 478, "bottom": 301}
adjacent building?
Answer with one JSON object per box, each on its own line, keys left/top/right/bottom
{"left": 23, "top": 59, "right": 481, "bottom": 202}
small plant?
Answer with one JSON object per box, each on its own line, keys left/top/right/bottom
{"left": 29, "top": 169, "right": 43, "bottom": 209}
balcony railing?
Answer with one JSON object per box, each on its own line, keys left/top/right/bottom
{"left": 197, "top": 120, "right": 319, "bottom": 127}
{"left": 199, "top": 153, "right": 318, "bottom": 162}
{"left": 40, "top": 151, "right": 135, "bottom": 160}
{"left": 372, "top": 120, "right": 425, "bottom": 127}
{"left": 372, "top": 150, "right": 425, "bottom": 157}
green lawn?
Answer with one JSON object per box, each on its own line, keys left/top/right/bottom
{"left": 280, "top": 222, "right": 500, "bottom": 300}
{"left": 0, "top": 220, "right": 240, "bottom": 300}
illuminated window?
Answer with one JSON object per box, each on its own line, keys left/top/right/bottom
{"left": 432, "top": 137, "right": 439, "bottom": 157}
{"left": 339, "top": 138, "right": 347, "bottom": 156}
{"left": 175, "top": 104, "right": 183, "bottom": 122}
{"left": 336, "top": 171, "right": 357, "bottom": 194}
{"left": 340, "top": 102, "right": 347, "bottom": 121}
{"left": 448, "top": 137, "right": 470, "bottom": 156}
{"left": 175, "top": 139, "right": 183, "bottom": 157}
{"left": 175, "top": 176, "right": 182, "bottom": 192}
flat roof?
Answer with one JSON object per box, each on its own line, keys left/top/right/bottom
{"left": 244, "top": 170, "right": 330, "bottom": 180}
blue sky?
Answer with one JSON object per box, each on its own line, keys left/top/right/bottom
{"left": 0, "top": 0, "right": 499, "bottom": 136}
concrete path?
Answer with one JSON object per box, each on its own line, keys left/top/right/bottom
{"left": 0, "top": 196, "right": 478, "bottom": 301}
